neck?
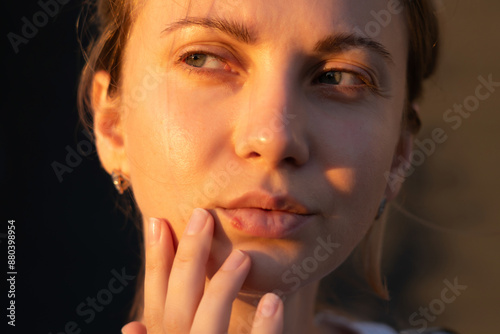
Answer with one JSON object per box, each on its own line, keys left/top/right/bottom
{"left": 228, "top": 282, "right": 321, "bottom": 334}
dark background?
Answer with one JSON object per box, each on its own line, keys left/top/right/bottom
{"left": 3, "top": 1, "right": 141, "bottom": 333}
{"left": 2, "top": 0, "right": 499, "bottom": 333}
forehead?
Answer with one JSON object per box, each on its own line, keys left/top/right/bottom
{"left": 137, "top": 0, "right": 407, "bottom": 40}
{"left": 129, "top": 0, "right": 408, "bottom": 73}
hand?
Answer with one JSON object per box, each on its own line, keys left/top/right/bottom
{"left": 121, "top": 208, "right": 284, "bottom": 334}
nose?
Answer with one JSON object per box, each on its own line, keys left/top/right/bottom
{"left": 233, "top": 69, "right": 310, "bottom": 169}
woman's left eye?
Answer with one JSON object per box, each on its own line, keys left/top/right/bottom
{"left": 183, "top": 53, "right": 227, "bottom": 70}
{"left": 317, "top": 70, "right": 365, "bottom": 86}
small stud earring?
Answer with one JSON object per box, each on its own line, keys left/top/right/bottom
{"left": 375, "top": 198, "right": 387, "bottom": 220}
{"left": 111, "top": 170, "right": 130, "bottom": 195}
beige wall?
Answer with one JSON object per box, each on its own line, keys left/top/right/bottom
{"left": 384, "top": 1, "right": 500, "bottom": 333}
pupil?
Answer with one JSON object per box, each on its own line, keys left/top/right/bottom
{"left": 321, "top": 71, "right": 342, "bottom": 84}
{"left": 186, "top": 54, "right": 207, "bottom": 67}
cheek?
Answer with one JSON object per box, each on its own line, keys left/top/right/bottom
{"left": 318, "top": 108, "right": 400, "bottom": 219}
{"left": 122, "top": 77, "right": 234, "bottom": 227}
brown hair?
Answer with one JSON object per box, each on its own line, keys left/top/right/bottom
{"left": 367, "top": 0, "right": 439, "bottom": 299}
{"left": 78, "top": 0, "right": 135, "bottom": 129}
{"left": 77, "top": 0, "right": 439, "bottom": 321}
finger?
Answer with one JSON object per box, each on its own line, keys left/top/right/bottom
{"left": 190, "top": 249, "right": 251, "bottom": 333}
{"left": 250, "top": 293, "right": 284, "bottom": 334}
{"left": 163, "top": 208, "right": 214, "bottom": 333}
{"left": 143, "top": 217, "right": 175, "bottom": 331}
{"left": 122, "top": 321, "right": 147, "bottom": 334}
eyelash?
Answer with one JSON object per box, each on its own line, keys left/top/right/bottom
{"left": 177, "top": 51, "right": 232, "bottom": 77}
{"left": 316, "top": 67, "right": 382, "bottom": 96}
{"left": 177, "top": 50, "right": 381, "bottom": 96}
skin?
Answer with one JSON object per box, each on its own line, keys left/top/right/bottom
{"left": 92, "top": 0, "right": 414, "bottom": 332}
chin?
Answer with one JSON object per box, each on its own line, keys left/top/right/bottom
{"left": 208, "top": 233, "right": 344, "bottom": 298}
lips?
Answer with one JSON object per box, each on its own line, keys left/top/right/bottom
{"left": 216, "top": 191, "right": 315, "bottom": 238}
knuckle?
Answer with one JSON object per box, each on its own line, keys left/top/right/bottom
{"left": 145, "top": 260, "right": 162, "bottom": 274}
{"left": 172, "top": 247, "right": 196, "bottom": 269}
{"left": 163, "top": 315, "right": 189, "bottom": 333}
{"left": 205, "top": 281, "right": 233, "bottom": 302}
{"left": 142, "top": 311, "right": 163, "bottom": 333}
{"left": 205, "top": 276, "right": 227, "bottom": 294}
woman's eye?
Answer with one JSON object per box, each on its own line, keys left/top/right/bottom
{"left": 184, "top": 53, "right": 227, "bottom": 70}
{"left": 317, "top": 71, "right": 365, "bottom": 86}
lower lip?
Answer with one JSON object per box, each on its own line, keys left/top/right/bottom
{"left": 218, "top": 208, "right": 314, "bottom": 238}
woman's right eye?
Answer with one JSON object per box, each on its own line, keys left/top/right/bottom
{"left": 183, "top": 53, "right": 228, "bottom": 70}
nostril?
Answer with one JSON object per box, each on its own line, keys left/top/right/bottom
{"left": 246, "top": 151, "right": 261, "bottom": 159}
{"left": 233, "top": 119, "right": 309, "bottom": 167}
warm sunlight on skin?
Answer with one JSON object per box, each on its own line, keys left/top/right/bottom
{"left": 94, "top": 0, "right": 412, "bottom": 332}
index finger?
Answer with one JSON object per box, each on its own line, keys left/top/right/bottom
{"left": 142, "top": 217, "right": 175, "bottom": 330}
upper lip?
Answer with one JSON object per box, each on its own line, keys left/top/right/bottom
{"left": 220, "top": 190, "right": 314, "bottom": 215}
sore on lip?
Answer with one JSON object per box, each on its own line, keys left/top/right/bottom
{"left": 219, "top": 207, "right": 314, "bottom": 238}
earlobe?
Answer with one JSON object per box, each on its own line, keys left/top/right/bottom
{"left": 92, "top": 70, "right": 129, "bottom": 176}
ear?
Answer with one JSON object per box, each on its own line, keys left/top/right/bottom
{"left": 92, "top": 71, "right": 129, "bottom": 177}
{"left": 384, "top": 103, "right": 418, "bottom": 201}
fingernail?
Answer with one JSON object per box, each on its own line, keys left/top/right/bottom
{"left": 186, "top": 208, "right": 208, "bottom": 235}
{"left": 221, "top": 250, "right": 246, "bottom": 271}
{"left": 258, "top": 293, "right": 280, "bottom": 318}
{"left": 148, "top": 217, "right": 161, "bottom": 245}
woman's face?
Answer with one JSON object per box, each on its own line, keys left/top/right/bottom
{"left": 105, "top": 0, "right": 410, "bottom": 294}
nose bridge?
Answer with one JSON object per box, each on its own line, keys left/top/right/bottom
{"left": 233, "top": 63, "right": 309, "bottom": 167}
{"left": 248, "top": 68, "right": 294, "bottom": 135}
{"left": 252, "top": 63, "right": 293, "bottom": 115}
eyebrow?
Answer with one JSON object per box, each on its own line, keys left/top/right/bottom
{"left": 162, "top": 17, "right": 393, "bottom": 64}
{"left": 313, "top": 33, "right": 394, "bottom": 64}
{"left": 162, "top": 17, "right": 257, "bottom": 44}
